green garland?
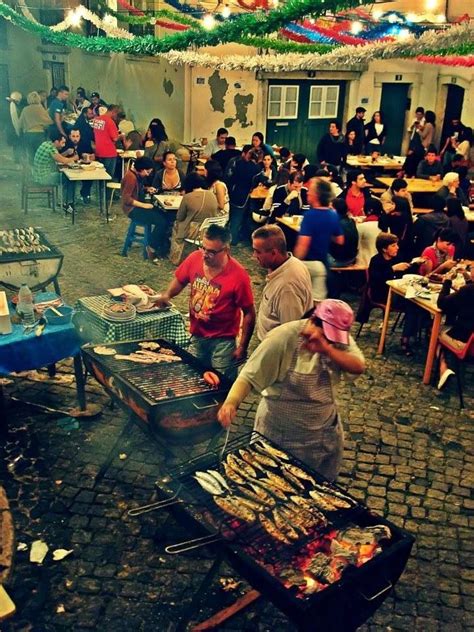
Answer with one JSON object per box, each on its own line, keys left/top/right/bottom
{"left": 241, "top": 36, "right": 333, "bottom": 54}
{"left": 98, "top": 5, "right": 200, "bottom": 28}
{"left": 0, "top": 0, "right": 363, "bottom": 54}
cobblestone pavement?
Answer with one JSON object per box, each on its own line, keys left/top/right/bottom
{"left": 0, "top": 151, "right": 473, "bottom": 631}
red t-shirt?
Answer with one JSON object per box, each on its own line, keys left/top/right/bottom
{"left": 422, "top": 244, "right": 455, "bottom": 269}
{"left": 92, "top": 115, "right": 118, "bottom": 158}
{"left": 175, "top": 251, "right": 254, "bottom": 338}
{"left": 345, "top": 188, "right": 365, "bottom": 217}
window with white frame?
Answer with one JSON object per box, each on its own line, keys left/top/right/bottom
{"left": 308, "top": 85, "right": 340, "bottom": 119}
{"left": 267, "top": 85, "right": 300, "bottom": 119}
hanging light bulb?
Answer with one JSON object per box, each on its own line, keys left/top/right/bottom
{"left": 202, "top": 14, "right": 216, "bottom": 29}
{"left": 220, "top": 5, "right": 231, "bottom": 18}
{"left": 406, "top": 13, "right": 417, "bottom": 23}
{"left": 436, "top": 13, "right": 446, "bottom": 22}
{"left": 350, "top": 20, "right": 363, "bottom": 34}
{"left": 372, "top": 9, "right": 383, "bottom": 20}
{"left": 425, "top": 0, "right": 438, "bottom": 9}
{"left": 387, "top": 13, "right": 399, "bottom": 23}
{"left": 68, "top": 9, "right": 82, "bottom": 27}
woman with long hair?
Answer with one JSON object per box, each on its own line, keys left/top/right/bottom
{"left": 251, "top": 132, "right": 275, "bottom": 157}
{"left": 365, "top": 111, "right": 387, "bottom": 154}
{"left": 204, "top": 160, "right": 230, "bottom": 215}
{"left": 419, "top": 110, "right": 436, "bottom": 150}
{"left": 152, "top": 150, "right": 185, "bottom": 193}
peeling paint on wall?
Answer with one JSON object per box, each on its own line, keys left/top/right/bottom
{"left": 224, "top": 93, "right": 254, "bottom": 129}
{"left": 208, "top": 70, "right": 228, "bottom": 113}
{"left": 163, "top": 77, "right": 174, "bottom": 97}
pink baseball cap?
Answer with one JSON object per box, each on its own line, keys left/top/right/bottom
{"left": 313, "top": 299, "right": 354, "bottom": 345}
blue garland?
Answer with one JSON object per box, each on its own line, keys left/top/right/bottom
{"left": 285, "top": 23, "right": 338, "bottom": 43}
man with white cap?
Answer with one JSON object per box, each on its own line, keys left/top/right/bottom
{"left": 218, "top": 299, "right": 365, "bottom": 481}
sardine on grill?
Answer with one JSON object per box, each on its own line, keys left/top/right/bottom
{"left": 214, "top": 496, "right": 256, "bottom": 523}
{"left": 280, "top": 467, "right": 306, "bottom": 490}
{"left": 193, "top": 471, "right": 226, "bottom": 495}
{"left": 248, "top": 449, "right": 279, "bottom": 469}
{"left": 206, "top": 470, "right": 231, "bottom": 492}
{"left": 282, "top": 463, "right": 316, "bottom": 485}
{"left": 308, "top": 490, "right": 339, "bottom": 512}
{"left": 272, "top": 509, "right": 300, "bottom": 541}
{"left": 253, "top": 439, "right": 290, "bottom": 461}
{"left": 223, "top": 462, "right": 247, "bottom": 485}
{"left": 226, "top": 453, "right": 258, "bottom": 479}
{"left": 267, "top": 472, "right": 297, "bottom": 493}
{"left": 239, "top": 449, "right": 266, "bottom": 472}
{"left": 310, "top": 488, "right": 352, "bottom": 510}
{"left": 257, "top": 478, "right": 289, "bottom": 501}
{"left": 259, "top": 513, "right": 291, "bottom": 544}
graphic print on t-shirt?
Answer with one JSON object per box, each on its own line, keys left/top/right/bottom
{"left": 190, "top": 275, "right": 221, "bottom": 321}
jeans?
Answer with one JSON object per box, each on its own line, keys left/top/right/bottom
{"left": 98, "top": 157, "right": 117, "bottom": 178}
{"left": 128, "top": 207, "right": 170, "bottom": 255}
{"left": 229, "top": 202, "right": 249, "bottom": 245}
{"left": 302, "top": 260, "right": 327, "bottom": 303}
{"left": 188, "top": 336, "right": 238, "bottom": 381}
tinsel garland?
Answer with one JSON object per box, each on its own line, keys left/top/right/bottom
{"left": 0, "top": 0, "right": 374, "bottom": 54}
{"left": 161, "top": 23, "right": 474, "bottom": 70}
{"left": 417, "top": 54, "right": 474, "bottom": 67}
{"left": 114, "top": 0, "right": 207, "bottom": 20}
{"left": 49, "top": 5, "right": 134, "bottom": 39}
{"left": 101, "top": 4, "right": 199, "bottom": 27}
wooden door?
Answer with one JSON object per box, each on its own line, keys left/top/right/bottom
{"left": 266, "top": 80, "right": 346, "bottom": 161}
{"left": 379, "top": 83, "right": 410, "bottom": 156}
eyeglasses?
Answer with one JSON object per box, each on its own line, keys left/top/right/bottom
{"left": 200, "top": 245, "right": 227, "bottom": 257}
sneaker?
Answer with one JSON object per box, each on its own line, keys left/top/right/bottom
{"left": 64, "top": 204, "right": 74, "bottom": 215}
{"left": 437, "top": 368, "right": 455, "bottom": 390}
{"left": 81, "top": 196, "right": 91, "bottom": 204}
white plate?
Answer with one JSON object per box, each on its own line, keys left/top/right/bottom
{"left": 402, "top": 274, "right": 423, "bottom": 282}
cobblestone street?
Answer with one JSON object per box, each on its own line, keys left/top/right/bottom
{"left": 0, "top": 152, "right": 473, "bottom": 631}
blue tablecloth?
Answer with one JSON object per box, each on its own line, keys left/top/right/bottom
{"left": 0, "top": 322, "right": 81, "bottom": 374}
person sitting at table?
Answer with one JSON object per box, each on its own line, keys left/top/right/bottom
{"left": 315, "top": 168, "right": 343, "bottom": 198}
{"left": 252, "top": 153, "right": 277, "bottom": 188}
{"left": 269, "top": 172, "right": 308, "bottom": 221}
{"left": 328, "top": 199, "right": 358, "bottom": 268}
{"left": 143, "top": 118, "right": 172, "bottom": 164}
{"left": 412, "top": 194, "right": 449, "bottom": 254}
{"left": 316, "top": 120, "right": 346, "bottom": 172}
{"left": 121, "top": 156, "right": 168, "bottom": 262}
{"left": 212, "top": 136, "right": 240, "bottom": 173}
{"left": 204, "top": 160, "right": 229, "bottom": 216}
{"left": 90, "top": 91, "right": 107, "bottom": 117}
{"left": 202, "top": 127, "right": 228, "bottom": 160}
{"left": 379, "top": 195, "right": 414, "bottom": 259}
{"left": 380, "top": 177, "right": 414, "bottom": 215}
{"left": 446, "top": 198, "right": 469, "bottom": 258}
{"left": 416, "top": 145, "right": 442, "bottom": 180}
{"left": 364, "top": 110, "right": 387, "bottom": 154}
{"left": 72, "top": 87, "right": 91, "bottom": 116}
{"left": 294, "top": 179, "right": 343, "bottom": 303}
{"left": 283, "top": 152, "right": 308, "bottom": 174}
{"left": 419, "top": 228, "right": 456, "bottom": 277}
{"left": 33, "top": 129, "right": 78, "bottom": 211}
{"left": 338, "top": 170, "right": 371, "bottom": 218}
{"left": 356, "top": 197, "right": 382, "bottom": 266}
{"left": 61, "top": 127, "right": 95, "bottom": 205}
{"left": 367, "top": 232, "right": 419, "bottom": 356}
{"left": 261, "top": 168, "right": 290, "bottom": 214}
{"left": 302, "top": 164, "right": 318, "bottom": 187}
{"left": 436, "top": 172, "right": 469, "bottom": 207}
{"left": 277, "top": 147, "right": 292, "bottom": 169}
{"left": 169, "top": 173, "right": 219, "bottom": 265}
{"left": 152, "top": 151, "right": 185, "bottom": 193}
{"left": 251, "top": 131, "right": 274, "bottom": 158}
{"left": 436, "top": 265, "right": 474, "bottom": 390}
{"left": 19, "top": 91, "right": 52, "bottom": 164}
{"left": 343, "top": 130, "right": 359, "bottom": 158}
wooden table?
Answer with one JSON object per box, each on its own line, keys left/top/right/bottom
{"left": 61, "top": 166, "right": 112, "bottom": 224}
{"left": 377, "top": 177, "right": 441, "bottom": 194}
{"left": 276, "top": 215, "right": 303, "bottom": 231}
{"left": 377, "top": 279, "right": 442, "bottom": 384}
{"left": 347, "top": 156, "right": 404, "bottom": 171}
{"left": 154, "top": 194, "right": 182, "bottom": 211}
{"left": 249, "top": 186, "right": 270, "bottom": 200}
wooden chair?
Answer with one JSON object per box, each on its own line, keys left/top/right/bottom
{"left": 355, "top": 285, "right": 402, "bottom": 339}
{"left": 21, "top": 164, "right": 57, "bottom": 214}
{"left": 437, "top": 331, "right": 474, "bottom": 408}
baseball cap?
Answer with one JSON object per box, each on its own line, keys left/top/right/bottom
{"left": 313, "top": 299, "right": 354, "bottom": 345}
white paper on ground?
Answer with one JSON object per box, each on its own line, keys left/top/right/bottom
{"left": 52, "top": 549, "right": 74, "bottom": 561}
{"left": 30, "top": 540, "right": 49, "bottom": 564}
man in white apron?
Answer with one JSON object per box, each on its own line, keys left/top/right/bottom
{"left": 218, "top": 299, "right": 365, "bottom": 481}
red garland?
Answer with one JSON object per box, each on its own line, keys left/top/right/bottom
{"left": 116, "top": 0, "right": 145, "bottom": 16}
{"left": 307, "top": 24, "right": 367, "bottom": 45}
{"left": 237, "top": 0, "right": 269, "bottom": 9}
{"left": 417, "top": 54, "right": 474, "bottom": 67}
{"left": 280, "top": 28, "right": 312, "bottom": 43}
{"left": 155, "top": 19, "right": 189, "bottom": 31}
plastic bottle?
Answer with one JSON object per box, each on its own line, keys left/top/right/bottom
{"left": 17, "top": 284, "right": 35, "bottom": 325}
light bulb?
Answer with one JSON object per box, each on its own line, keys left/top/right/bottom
{"left": 350, "top": 20, "right": 363, "bottom": 34}
{"left": 202, "top": 14, "right": 216, "bottom": 30}
{"left": 406, "top": 13, "right": 417, "bottom": 23}
{"left": 425, "top": 0, "right": 437, "bottom": 9}
{"left": 436, "top": 13, "right": 446, "bottom": 22}
{"left": 398, "top": 28, "right": 410, "bottom": 39}
{"left": 372, "top": 9, "right": 382, "bottom": 20}
{"left": 387, "top": 13, "right": 398, "bottom": 23}
{"left": 220, "top": 5, "right": 231, "bottom": 18}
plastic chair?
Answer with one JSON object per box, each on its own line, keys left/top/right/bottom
{"left": 437, "top": 331, "right": 474, "bottom": 408}
{"left": 121, "top": 220, "right": 152, "bottom": 259}
{"left": 106, "top": 182, "right": 122, "bottom": 215}
{"left": 184, "top": 215, "right": 229, "bottom": 248}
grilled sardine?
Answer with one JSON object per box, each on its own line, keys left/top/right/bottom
{"left": 226, "top": 453, "right": 258, "bottom": 479}
{"left": 223, "top": 462, "right": 247, "bottom": 485}
{"left": 309, "top": 490, "right": 340, "bottom": 512}
{"left": 238, "top": 486, "right": 275, "bottom": 508}
{"left": 259, "top": 513, "right": 291, "bottom": 544}
{"left": 239, "top": 449, "right": 266, "bottom": 472}
{"left": 267, "top": 472, "right": 297, "bottom": 493}
{"left": 272, "top": 509, "right": 300, "bottom": 541}
{"left": 290, "top": 496, "right": 327, "bottom": 525}
{"left": 280, "top": 467, "right": 306, "bottom": 490}
{"left": 248, "top": 483, "right": 276, "bottom": 508}
{"left": 257, "top": 478, "right": 288, "bottom": 501}
{"left": 282, "top": 463, "right": 316, "bottom": 485}
{"left": 249, "top": 450, "right": 279, "bottom": 469}
{"left": 214, "top": 496, "right": 256, "bottom": 523}
{"left": 206, "top": 470, "right": 231, "bottom": 492}
{"left": 194, "top": 471, "right": 225, "bottom": 495}
{"left": 309, "top": 488, "right": 351, "bottom": 510}
{"left": 254, "top": 439, "right": 290, "bottom": 461}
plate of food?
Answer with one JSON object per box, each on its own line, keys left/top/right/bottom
{"left": 136, "top": 300, "right": 174, "bottom": 314}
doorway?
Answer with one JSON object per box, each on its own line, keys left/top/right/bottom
{"left": 440, "top": 84, "right": 465, "bottom": 146}
{"left": 379, "top": 83, "right": 410, "bottom": 156}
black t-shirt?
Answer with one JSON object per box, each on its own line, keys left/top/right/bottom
{"left": 330, "top": 216, "right": 358, "bottom": 262}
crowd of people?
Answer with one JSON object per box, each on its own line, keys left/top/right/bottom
{"left": 5, "top": 84, "right": 473, "bottom": 481}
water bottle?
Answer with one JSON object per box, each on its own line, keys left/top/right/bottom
{"left": 17, "top": 284, "right": 35, "bottom": 325}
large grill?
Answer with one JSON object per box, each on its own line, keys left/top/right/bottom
{"left": 81, "top": 339, "right": 230, "bottom": 442}
{"left": 151, "top": 431, "right": 414, "bottom": 631}
{"left": 0, "top": 228, "right": 64, "bottom": 292}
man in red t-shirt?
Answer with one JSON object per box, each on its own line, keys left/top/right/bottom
{"left": 158, "top": 224, "right": 255, "bottom": 379}
{"left": 339, "top": 170, "right": 371, "bottom": 218}
{"left": 92, "top": 104, "right": 127, "bottom": 177}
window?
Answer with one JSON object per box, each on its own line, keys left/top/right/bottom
{"left": 267, "top": 85, "right": 299, "bottom": 119}
{"left": 308, "top": 85, "right": 340, "bottom": 119}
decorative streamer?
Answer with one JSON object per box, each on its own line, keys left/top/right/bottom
{"left": 417, "top": 54, "right": 474, "bottom": 67}
{"left": 48, "top": 5, "right": 134, "bottom": 39}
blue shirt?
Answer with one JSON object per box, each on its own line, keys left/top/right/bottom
{"left": 48, "top": 98, "right": 66, "bottom": 121}
{"left": 299, "top": 208, "right": 343, "bottom": 262}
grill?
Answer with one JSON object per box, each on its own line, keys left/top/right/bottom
{"left": 81, "top": 339, "right": 231, "bottom": 443}
{"left": 148, "top": 431, "right": 414, "bottom": 631}
{"left": 0, "top": 228, "right": 64, "bottom": 292}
